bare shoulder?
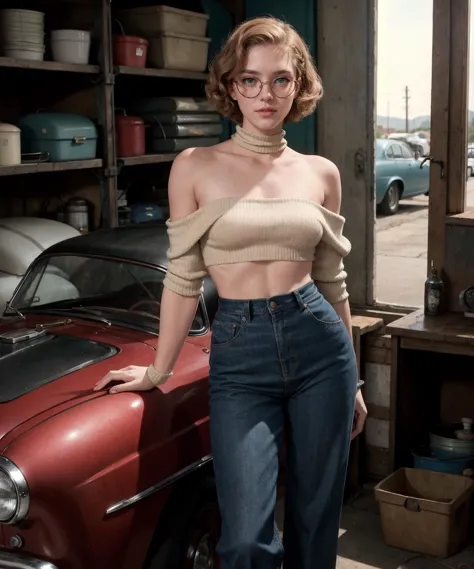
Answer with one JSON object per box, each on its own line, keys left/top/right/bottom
{"left": 168, "top": 145, "right": 222, "bottom": 219}
{"left": 167, "top": 148, "right": 203, "bottom": 219}
{"left": 306, "top": 155, "right": 342, "bottom": 214}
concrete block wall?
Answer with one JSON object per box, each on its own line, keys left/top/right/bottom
{"left": 363, "top": 332, "right": 392, "bottom": 479}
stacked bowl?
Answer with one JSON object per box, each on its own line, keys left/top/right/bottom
{"left": 0, "top": 9, "right": 45, "bottom": 61}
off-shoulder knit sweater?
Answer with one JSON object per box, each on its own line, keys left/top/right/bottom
{"left": 163, "top": 197, "right": 351, "bottom": 304}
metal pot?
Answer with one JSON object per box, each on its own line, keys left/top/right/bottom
{"left": 430, "top": 420, "right": 474, "bottom": 459}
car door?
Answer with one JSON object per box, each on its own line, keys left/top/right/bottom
{"left": 399, "top": 141, "right": 427, "bottom": 196}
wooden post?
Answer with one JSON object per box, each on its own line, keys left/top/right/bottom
{"left": 98, "top": 0, "right": 117, "bottom": 228}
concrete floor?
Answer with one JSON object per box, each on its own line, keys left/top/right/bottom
{"left": 337, "top": 489, "right": 474, "bottom": 569}
{"left": 375, "top": 179, "right": 474, "bottom": 308}
{"left": 277, "top": 488, "right": 474, "bottom": 569}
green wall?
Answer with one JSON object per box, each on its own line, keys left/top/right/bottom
{"left": 201, "top": 0, "right": 316, "bottom": 154}
{"left": 244, "top": 1, "right": 316, "bottom": 154}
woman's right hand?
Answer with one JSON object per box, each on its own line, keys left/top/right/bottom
{"left": 93, "top": 365, "right": 155, "bottom": 394}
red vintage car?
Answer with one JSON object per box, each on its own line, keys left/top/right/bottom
{"left": 0, "top": 222, "right": 220, "bottom": 569}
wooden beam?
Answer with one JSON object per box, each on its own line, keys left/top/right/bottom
{"left": 427, "top": 0, "right": 450, "bottom": 274}
{"left": 316, "top": 0, "right": 377, "bottom": 307}
{"left": 447, "top": 0, "right": 470, "bottom": 214}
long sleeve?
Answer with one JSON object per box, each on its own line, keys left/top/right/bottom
{"left": 311, "top": 210, "right": 351, "bottom": 304}
{"left": 162, "top": 216, "right": 209, "bottom": 297}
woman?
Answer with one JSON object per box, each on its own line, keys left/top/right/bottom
{"left": 95, "top": 15, "right": 367, "bottom": 569}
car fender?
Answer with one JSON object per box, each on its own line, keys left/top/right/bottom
{"left": 2, "top": 346, "right": 211, "bottom": 569}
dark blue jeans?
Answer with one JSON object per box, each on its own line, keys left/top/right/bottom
{"left": 209, "top": 281, "right": 357, "bottom": 569}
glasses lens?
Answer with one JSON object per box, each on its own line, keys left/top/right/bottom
{"left": 236, "top": 78, "right": 262, "bottom": 98}
{"left": 235, "top": 78, "right": 296, "bottom": 99}
{"left": 272, "top": 78, "right": 295, "bottom": 98}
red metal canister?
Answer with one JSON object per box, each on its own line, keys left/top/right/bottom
{"left": 113, "top": 35, "right": 148, "bottom": 68}
{"left": 115, "top": 114, "right": 146, "bottom": 157}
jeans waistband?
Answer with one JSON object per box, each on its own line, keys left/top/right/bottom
{"left": 217, "top": 280, "right": 320, "bottom": 317}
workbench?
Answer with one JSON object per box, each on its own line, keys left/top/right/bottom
{"left": 387, "top": 308, "right": 474, "bottom": 472}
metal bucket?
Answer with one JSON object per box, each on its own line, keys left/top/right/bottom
{"left": 430, "top": 422, "right": 474, "bottom": 458}
{"left": 412, "top": 446, "right": 474, "bottom": 475}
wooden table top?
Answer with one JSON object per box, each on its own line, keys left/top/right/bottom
{"left": 387, "top": 308, "right": 474, "bottom": 346}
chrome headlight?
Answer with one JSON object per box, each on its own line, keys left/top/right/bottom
{"left": 0, "top": 457, "right": 29, "bottom": 524}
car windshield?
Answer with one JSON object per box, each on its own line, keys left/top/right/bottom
{"left": 7, "top": 255, "right": 205, "bottom": 334}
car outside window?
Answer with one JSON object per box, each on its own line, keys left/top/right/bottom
{"left": 400, "top": 143, "right": 414, "bottom": 159}
{"left": 391, "top": 144, "right": 403, "bottom": 158}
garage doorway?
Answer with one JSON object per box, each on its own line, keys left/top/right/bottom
{"left": 375, "top": 0, "right": 473, "bottom": 309}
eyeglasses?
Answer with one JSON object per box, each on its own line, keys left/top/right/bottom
{"left": 234, "top": 77, "right": 297, "bottom": 99}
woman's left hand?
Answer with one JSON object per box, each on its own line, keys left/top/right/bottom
{"left": 351, "top": 390, "right": 367, "bottom": 440}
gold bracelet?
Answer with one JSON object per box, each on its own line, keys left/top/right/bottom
{"left": 146, "top": 364, "right": 173, "bottom": 387}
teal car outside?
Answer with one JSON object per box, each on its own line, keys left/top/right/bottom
{"left": 376, "top": 138, "right": 430, "bottom": 215}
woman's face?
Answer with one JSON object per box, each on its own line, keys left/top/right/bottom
{"left": 230, "top": 43, "right": 299, "bottom": 135}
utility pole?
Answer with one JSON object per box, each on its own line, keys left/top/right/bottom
{"left": 404, "top": 86, "right": 410, "bottom": 131}
{"left": 387, "top": 100, "right": 390, "bottom": 132}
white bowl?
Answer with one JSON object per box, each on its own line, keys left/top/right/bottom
{"left": 51, "top": 38, "right": 90, "bottom": 64}
{"left": 51, "top": 29, "right": 90, "bottom": 42}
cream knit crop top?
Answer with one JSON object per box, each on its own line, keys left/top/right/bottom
{"left": 162, "top": 197, "right": 351, "bottom": 304}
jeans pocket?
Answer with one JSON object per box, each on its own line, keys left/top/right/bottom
{"left": 211, "top": 315, "right": 244, "bottom": 347}
{"left": 304, "top": 292, "right": 343, "bottom": 325}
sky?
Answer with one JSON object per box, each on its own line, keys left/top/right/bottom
{"left": 377, "top": 0, "right": 474, "bottom": 119}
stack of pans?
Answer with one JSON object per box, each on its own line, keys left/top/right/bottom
{"left": 0, "top": 9, "right": 45, "bottom": 61}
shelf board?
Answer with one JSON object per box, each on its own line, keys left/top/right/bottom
{"left": 0, "top": 159, "right": 103, "bottom": 176}
{"left": 115, "top": 65, "right": 208, "bottom": 81}
{"left": 446, "top": 208, "right": 474, "bottom": 227}
{"left": 119, "top": 154, "right": 177, "bottom": 167}
{"left": 0, "top": 57, "right": 99, "bottom": 74}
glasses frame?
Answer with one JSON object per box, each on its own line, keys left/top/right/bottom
{"left": 233, "top": 77, "right": 298, "bottom": 99}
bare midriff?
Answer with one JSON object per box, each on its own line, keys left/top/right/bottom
{"left": 208, "top": 259, "right": 313, "bottom": 299}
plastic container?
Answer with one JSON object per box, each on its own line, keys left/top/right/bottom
{"left": 119, "top": 5, "right": 209, "bottom": 38}
{"left": 115, "top": 113, "right": 145, "bottom": 157}
{"left": 50, "top": 29, "right": 91, "bottom": 65}
{"left": 113, "top": 35, "right": 148, "bottom": 67}
{"left": 374, "top": 467, "right": 474, "bottom": 558}
{"left": 0, "top": 123, "right": 21, "bottom": 166}
{"left": 148, "top": 32, "right": 210, "bottom": 71}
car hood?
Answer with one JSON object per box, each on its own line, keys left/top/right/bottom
{"left": 0, "top": 315, "right": 156, "bottom": 450}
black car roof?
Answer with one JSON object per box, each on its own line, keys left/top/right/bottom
{"left": 41, "top": 221, "right": 170, "bottom": 268}
{"left": 39, "top": 221, "right": 219, "bottom": 321}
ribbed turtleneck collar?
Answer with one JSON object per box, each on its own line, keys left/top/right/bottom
{"left": 231, "top": 124, "right": 287, "bottom": 154}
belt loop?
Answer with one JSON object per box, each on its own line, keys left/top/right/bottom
{"left": 293, "top": 289, "right": 306, "bottom": 311}
{"left": 244, "top": 301, "right": 252, "bottom": 322}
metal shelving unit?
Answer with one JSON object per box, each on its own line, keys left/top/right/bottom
{"left": 0, "top": 0, "right": 243, "bottom": 228}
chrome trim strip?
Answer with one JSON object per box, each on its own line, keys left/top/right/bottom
{"left": 0, "top": 458, "right": 30, "bottom": 524}
{"left": 106, "top": 454, "right": 213, "bottom": 515}
{"left": 0, "top": 550, "right": 58, "bottom": 569}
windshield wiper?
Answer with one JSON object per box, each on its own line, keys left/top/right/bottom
{"left": 83, "top": 306, "right": 160, "bottom": 321}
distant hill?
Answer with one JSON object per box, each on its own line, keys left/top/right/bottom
{"left": 377, "top": 110, "right": 474, "bottom": 131}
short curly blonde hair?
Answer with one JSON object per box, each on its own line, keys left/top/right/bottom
{"left": 205, "top": 16, "right": 323, "bottom": 124}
